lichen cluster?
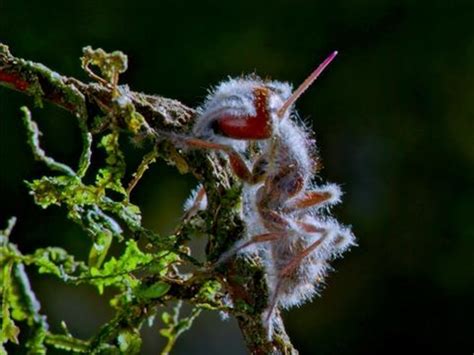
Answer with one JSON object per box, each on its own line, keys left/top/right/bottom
{"left": 0, "top": 48, "right": 227, "bottom": 354}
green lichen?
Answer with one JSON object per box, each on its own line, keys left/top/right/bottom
{"left": 159, "top": 301, "right": 202, "bottom": 355}
{"left": 81, "top": 46, "right": 128, "bottom": 86}
{"left": 96, "top": 132, "right": 127, "bottom": 197}
{"left": 21, "top": 107, "right": 76, "bottom": 176}
{"left": 135, "top": 281, "right": 170, "bottom": 300}
{"left": 0, "top": 43, "right": 11, "bottom": 56}
{"left": 0, "top": 44, "right": 294, "bottom": 354}
{"left": 127, "top": 147, "right": 158, "bottom": 196}
{"left": 0, "top": 220, "right": 49, "bottom": 354}
{"left": 3, "top": 98, "right": 215, "bottom": 353}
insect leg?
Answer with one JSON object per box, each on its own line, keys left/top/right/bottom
{"left": 216, "top": 232, "right": 286, "bottom": 265}
{"left": 283, "top": 184, "right": 342, "bottom": 213}
{"left": 180, "top": 137, "right": 257, "bottom": 183}
{"left": 182, "top": 184, "right": 207, "bottom": 220}
{"left": 279, "top": 231, "right": 330, "bottom": 278}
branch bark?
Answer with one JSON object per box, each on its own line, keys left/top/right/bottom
{"left": 0, "top": 43, "right": 297, "bottom": 354}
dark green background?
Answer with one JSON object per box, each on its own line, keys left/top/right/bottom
{"left": 1, "top": 1, "right": 473, "bottom": 354}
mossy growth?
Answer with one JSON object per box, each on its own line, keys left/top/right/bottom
{"left": 0, "top": 50, "right": 231, "bottom": 354}
{"left": 0, "top": 45, "right": 293, "bottom": 355}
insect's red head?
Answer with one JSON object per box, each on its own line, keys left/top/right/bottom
{"left": 214, "top": 86, "right": 272, "bottom": 140}
{"left": 194, "top": 78, "right": 291, "bottom": 143}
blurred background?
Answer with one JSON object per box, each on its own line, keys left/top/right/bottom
{"left": 1, "top": 0, "right": 473, "bottom": 354}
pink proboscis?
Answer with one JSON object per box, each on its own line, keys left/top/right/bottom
{"left": 277, "top": 51, "right": 338, "bottom": 119}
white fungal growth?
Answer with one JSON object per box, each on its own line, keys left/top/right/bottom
{"left": 183, "top": 184, "right": 208, "bottom": 212}
{"left": 184, "top": 55, "right": 354, "bottom": 339}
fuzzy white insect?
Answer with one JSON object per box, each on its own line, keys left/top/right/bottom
{"left": 183, "top": 51, "right": 356, "bottom": 339}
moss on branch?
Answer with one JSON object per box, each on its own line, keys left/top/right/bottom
{"left": 0, "top": 43, "right": 297, "bottom": 354}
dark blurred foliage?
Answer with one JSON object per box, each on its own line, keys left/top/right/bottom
{"left": 1, "top": 0, "right": 473, "bottom": 354}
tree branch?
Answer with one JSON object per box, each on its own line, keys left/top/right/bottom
{"left": 0, "top": 43, "right": 297, "bottom": 354}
